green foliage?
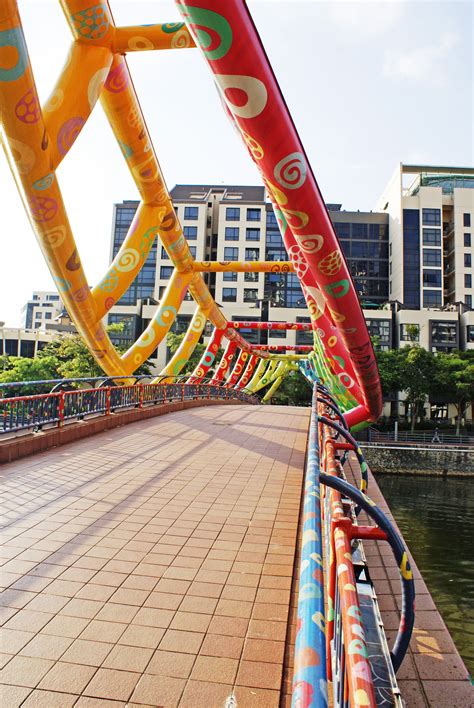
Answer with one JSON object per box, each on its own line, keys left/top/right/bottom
{"left": 0, "top": 328, "right": 153, "bottom": 396}
{"left": 0, "top": 356, "right": 60, "bottom": 394}
{"left": 431, "top": 350, "right": 474, "bottom": 434}
{"left": 166, "top": 332, "right": 206, "bottom": 376}
{"left": 376, "top": 346, "right": 474, "bottom": 433}
{"left": 270, "top": 370, "right": 312, "bottom": 406}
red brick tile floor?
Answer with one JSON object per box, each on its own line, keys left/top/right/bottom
{"left": 282, "top": 452, "right": 474, "bottom": 708}
{"left": 0, "top": 405, "right": 310, "bottom": 707}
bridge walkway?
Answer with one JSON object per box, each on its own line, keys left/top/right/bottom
{"left": 0, "top": 405, "right": 309, "bottom": 707}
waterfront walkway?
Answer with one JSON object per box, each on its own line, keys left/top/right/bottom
{"left": 1, "top": 405, "right": 472, "bottom": 706}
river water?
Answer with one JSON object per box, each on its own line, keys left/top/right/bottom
{"left": 376, "top": 474, "right": 474, "bottom": 676}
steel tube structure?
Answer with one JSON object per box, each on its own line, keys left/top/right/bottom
{"left": 1, "top": 0, "right": 383, "bottom": 428}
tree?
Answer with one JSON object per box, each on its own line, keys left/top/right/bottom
{"left": 0, "top": 356, "right": 60, "bottom": 395}
{"left": 375, "top": 349, "right": 405, "bottom": 398}
{"left": 270, "top": 370, "right": 312, "bottom": 406}
{"left": 433, "top": 351, "right": 474, "bottom": 435}
{"left": 397, "top": 346, "right": 438, "bottom": 431}
{"left": 166, "top": 332, "right": 207, "bottom": 376}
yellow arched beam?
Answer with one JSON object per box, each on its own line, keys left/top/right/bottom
{"left": 43, "top": 40, "right": 113, "bottom": 170}
{"left": 94, "top": 203, "right": 166, "bottom": 320}
{"left": 156, "top": 308, "right": 207, "bottom": 383}
{"left": 262, "top": 375, "right": 285, "bottom": 403}
{"left": 245, "top": 358, "right": 270, "bottom": 392}
{"left": 113, "top": 24, "right": 196, "bottom": 53}
{"left": 120, "top": 269, "right": 192, "bottom": 373}
{"left": 0, "top": 4, "right": 125, "bottom": 376}
{"left": 253, "top": 360, "right": 281, "bottom": 393}
{"left": 192, "top": 261, "right": 293, "bottom": 273}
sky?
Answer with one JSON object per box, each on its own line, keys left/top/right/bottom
{"left": 0, "top": 0, "right": 472, "bottom": 326}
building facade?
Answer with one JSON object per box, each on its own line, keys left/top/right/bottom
{"left": 376, "top": 164, "right": 474, "bottom": 309}
{"left": 22, "top": 291, "right": 63, "bottom": 331}
{"left": 107, "top": 166, "right": 473, "bottom": 372}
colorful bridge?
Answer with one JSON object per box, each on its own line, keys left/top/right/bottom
{"left": 0, "top": 1, "right": 472, "bottom": 706}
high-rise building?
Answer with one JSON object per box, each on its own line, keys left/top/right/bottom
{"left": 22, "top": 291, "right": 63, "bottom": 331}
{"left": 107, "top": 167, "right": 473, "bottom": 371}
{"left": 376, "top": 164, "right": 474, "bottom": 309}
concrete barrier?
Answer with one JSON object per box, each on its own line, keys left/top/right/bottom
{"left": 362, "top": 444, "right": 474, "bottom": 476}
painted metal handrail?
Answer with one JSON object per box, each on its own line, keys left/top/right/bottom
{"left": 292, "top": 384, "right": 415, "bottom": 707}
{"left": 0, "top": 382, "right": 258, "bottom": 435}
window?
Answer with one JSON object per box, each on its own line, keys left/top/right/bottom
{"left": 160, "top": 266, "right": 173, "bottom": 279}
{"left": 161, "top": 247, "right": 169, "bottom": 260}
{"left": 366, "top": 319, "right": 390, "bottom": 342}
{"left": 403, "top": 209, "right": 420, "bottom": 309}
{"left": 466, "top": 295, "right": 472, "bottom": 308}
{"left": 225, "top": 227, "right": 239, "bottom": 241}
{"left": 334, "top": 222, "right": 350, "bottom": 238}
{"left": 431, "top": 321, "right": 457, "bottom": 344}
{"left": 247, "top": 208, "right": 261, "bottom": 221}
{"left": 44, "top": 312, "right": 52, "bottom": 320}
{"left": 465, "top": 253, "right": 472, "bottom": 268}
{"left": 245, "top": 248, "right": 259, "bottom": 261}
{"left": 423, "top": 269, "right": 442, "bottom": 287}
{"left": 46, "top": 294, "right": 60, "bottom": 301}
{"left": 223, "top": 272, "right": 237, "bottom": 281}
{"left": 400, "top": 324, "right": 420, "bottom": 342}
{"left": 224, "top": 247, "right": 238, "bottom": 260}
{"left": 226, "top": 207, "right": 240, "bottom": 221}
{"left": 34, "top": 321, "right": 41, "bottom": 329}
{"left": 296, "top": 316, "right": 313, "bottom": 344}
{"left": 243, "top": 289, "right": 258, "bottom": 303}
{"left": 423, "top": 249, "right": 441, "bottom": 266}
{"left": 189, "top": 246, "right": 197, "bottom": 258}
{"left": 464, "top": 213, "right": 471, "bottom": 227}
{"left": 465, "top": 274, "right": 472, "bottom": 288}
{"left": 423, "top": 290, "right": 442, "bottom": 307}
{"left": 467, "top": 325, "right": 474, "bottom": 342}
{"left": 269, "top": 329, "right": 286, "bottom": 339}
{"left": 184, "top": 206, "right": 198, "bottom": 220}
{"left": 422, "top": 208, "right": 441, "bottom": 226}
{"left": 222, "top": 288, "right": 237, "bottom": 302}
{"left": 244, "top": 272, "right": 259, "bottom": 282}
{"left": 422, "top": 228, "right": 441, "bottom": 246}
{"left": 465, "top": 233, "right": 472, "bottom": 247}
{"left": 246, "top": 228, "right": 260, "bottom": 241}
{"left": 184, "top": 226, "right": 197, "bottom": 240}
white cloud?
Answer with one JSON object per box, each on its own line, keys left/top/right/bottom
{"left": 383, "top": 32, "right": 458, "bottom": 82}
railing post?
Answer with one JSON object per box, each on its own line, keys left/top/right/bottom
{"left": 182, "top": 383, "right": 185, "bottom": 401}
{"left": 105, "top": 387, "right": 111, "bottom": 416}
{"left": 58, "top": 391, "right": 65, "bottom": 427}
{"left": 138, "top": 385, "right": 143, "bottom": 408}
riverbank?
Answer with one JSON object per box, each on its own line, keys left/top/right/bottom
{"left": 362, "top": 444, "right": 474, "bottom": 476}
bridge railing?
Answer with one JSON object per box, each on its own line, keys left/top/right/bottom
{"left": 0, "top": 379, "right": 258, "bottom": 435}
{"left": 292, "top": 384, "right": 415, "bottom": 707}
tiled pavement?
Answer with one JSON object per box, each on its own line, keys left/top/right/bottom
{"left": 2, "top": 404, "right": 473, "bottom": 707}
{"left": 0, "top": 405, "right": 310, "bottom": 707}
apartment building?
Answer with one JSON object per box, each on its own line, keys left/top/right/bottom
{"left": 22, "top": 291, "right": 63, "bottom": 331}
{"left": 108, "top": 185, "right": 393, "bottom": 367}
{"left": 376, "top": 164, "right": 474, "bottom": 309}
{"left": 106, "top": 166, "right": 473, "bottom": 371}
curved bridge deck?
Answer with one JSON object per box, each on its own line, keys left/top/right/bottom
{"left": 1, "top": 405, "right": 471, "bottom": 707}
{"left": 0, "top": 405, "right": 309, "bottom": 707}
